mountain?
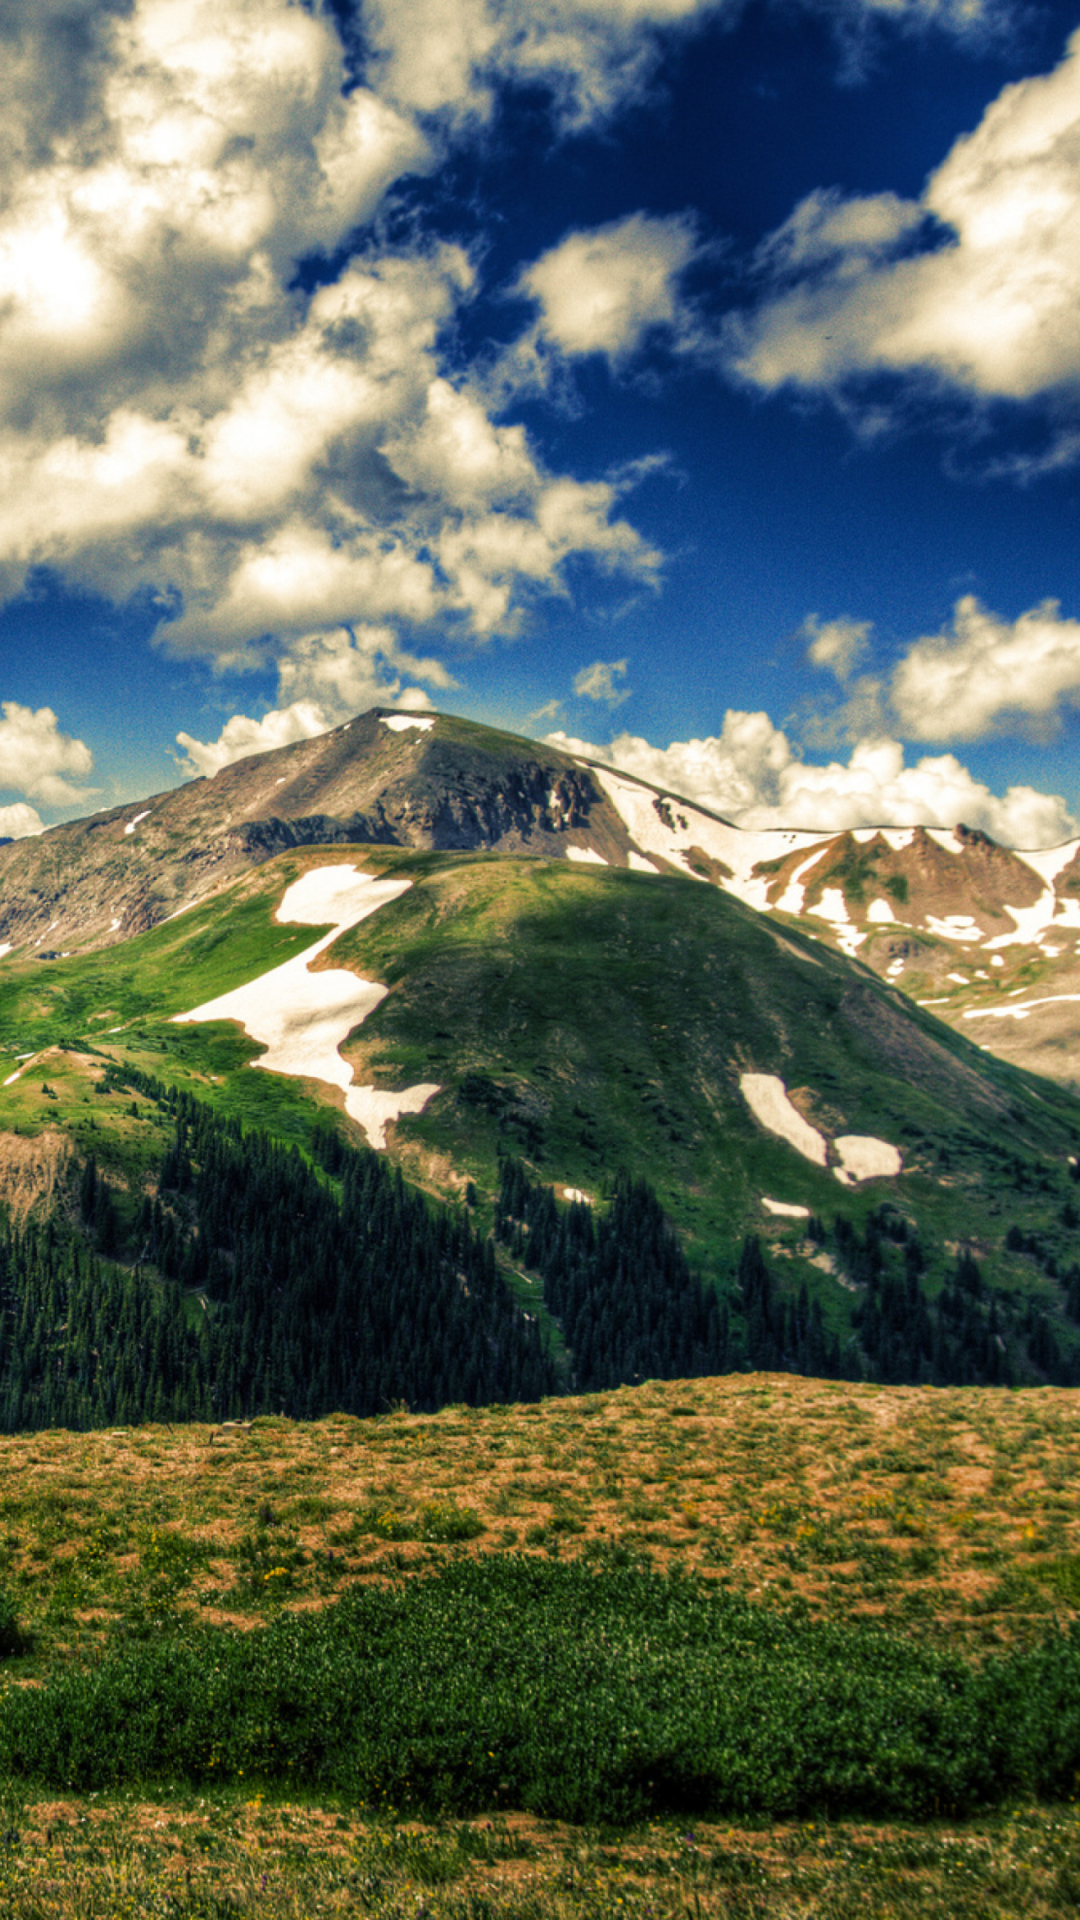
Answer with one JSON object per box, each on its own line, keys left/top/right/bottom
{"left": 0, "top": 703, "right": 1079, "bottom": 1407}
{"left": 0, "top": 709, "right": 638, "bottom": 956}
{"left": 3, "top": 705, "right": 1077, "bottom": 1088}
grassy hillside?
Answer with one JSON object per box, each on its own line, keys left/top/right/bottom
{"left": 2, "top": 845, "right": 1080, "bottom": 1378}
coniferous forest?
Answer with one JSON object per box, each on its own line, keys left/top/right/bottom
{"left": 0, "top": 1074, "right": 1077, "bottom": 1433}
{"left": 0, "top": 1085, "right": 554, "bottom": 1431}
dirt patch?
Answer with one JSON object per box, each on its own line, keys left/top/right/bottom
{"left": 0, "top": 1127, "right": 73, "bottom": 1223}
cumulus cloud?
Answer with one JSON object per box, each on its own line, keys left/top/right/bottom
{"left": 725, "top": 28, "right": 1080, "bottom": 441}
{"left": 802, "top": 594, "right": 1080, "bottom": 746}
{"left": 362, "top": 0, "right": 1010, "bottom": 126}
{"left": 516, "top": 212, "right": 701, "bottom": 369}
{"left": 549, "top": 713, "right": 1076, "bottom": 847}
{"left": 176, "top": 703, "right": 330, "bottom": 779}
{"left": 0, "top": 0, "right": 661, "bottom": 684}
{"left": 801, "top": 613, "right": 873, "bottom": 681}
{"left": 0, "top": 803, "right": 46, "bottom": 840}
{"left": 889, "top": 595, "right": 1080, "bottom": 742}
{"left": 0, "top": 702, "right": 94, "bottom": 806}
{"left": 574, "top": 658, "right": 631, "bottom": 705}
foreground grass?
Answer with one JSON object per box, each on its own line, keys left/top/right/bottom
{"left": 0, "top": 1796, "right": 1075, "bottom": 1918}
{"left": 1, "top": 1375, "right": 1078, "bottom": 1663}
{"left": 0, "top": 1377, "right": 1078, "bottom": 1912}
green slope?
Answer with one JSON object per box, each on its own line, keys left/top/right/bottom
{"left": 1, "top": 844, "right": 1079, "bottom": 1370}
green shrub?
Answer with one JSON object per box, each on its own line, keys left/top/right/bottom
{"left": 0, "top": 1561, "right": 1077, "bottom": 1823}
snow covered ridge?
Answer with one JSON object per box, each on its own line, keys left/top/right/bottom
{"left": 173, "top": 865, "right": 439, "bottom": 1151}
{"left": 740, "top": 1073, "right": 901, "bottom": 1187}
{"left": 587, "top": 763, "right": 1080, "bottom": 954}
{"left": 380, "top": 715, "right": 434, "bottom": 733}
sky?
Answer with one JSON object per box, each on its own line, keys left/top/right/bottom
{"left": 2, "top": 0, "right": 1080, "bottom": 846}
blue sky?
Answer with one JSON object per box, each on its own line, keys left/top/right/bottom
{"left": 1, "top": 0, "right": 1080, "bottom": 844}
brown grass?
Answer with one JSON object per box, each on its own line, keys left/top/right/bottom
{"left": 1, "top": 1373, "right": 1079, "bottom": 1659}
{"left": 0, "top": 1794, "right": 1076, "bottom": 1917}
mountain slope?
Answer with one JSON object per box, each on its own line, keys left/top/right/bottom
{"left": 2, "top": 839, "right": 1079, "bottom": 1386}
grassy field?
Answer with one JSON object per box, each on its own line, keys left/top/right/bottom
{"left": 0, "top": 1375, "right": 1078, "bottom": 1913}
{"left": 1, "top": 1374, "right": 1077, "bottom": 1662}
{"left": 0, "top": 1793, "right": 1075, "bottom": 1918}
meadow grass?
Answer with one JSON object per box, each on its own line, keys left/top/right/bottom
{"left": 0, "top": 1376, "right": 1077, "bottom": 1909}
{"left": 0, "top": 1795, "right": 1076, "bottom": 1918}
{"left": 0, "top": 1375, "right": 1076, "bottom": 1662}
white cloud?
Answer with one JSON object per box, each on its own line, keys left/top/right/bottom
{"left": 0, "top": 702, "right": 94, "bottom": 806}
{"left": 726, "top": 28, "right": 1080, "bottom": 431}
{"left": 801, "top": 613, "right": 873, "bottom": 681}
{"left": 0, "top": 0, "right": 660, "bottom": 682}
{"left": 574, "top": 658, "right": 631, "bottom": 705}
{"left": 889, "top": 595, "right": 1080, "bottom": 741}
{"left": 176, "top": 703, "right": 330, "bottom": 779}
{"left": 550, "top": 712, "right": 1076, "bottom": 847}
{"left": 0, "top": 803, "right": 46, "bottom": 840}
{"left": 176, "top": 620, "right": 455, "bottom": 777}
{"left": 518, "top": 212, "right": 701, "bottom": 365}
{"left": 362, "top": 0, "right": 1008, "bottom": 126}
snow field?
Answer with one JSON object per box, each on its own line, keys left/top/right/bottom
{"left": 173, "top": 866, "right": 440, "bottom": 1150}
{"left": 740, "top": 1073, "right": 902, "bottom": 1185}
{"left": 380, "top": 715, "right": 434, "bottom": 733}
{"left": 762, "top": 1198, "right": 811, "bottom": 1218}
{"left": 833, "top": 1136, "right": 902, "bottom": 1184}
{"left": 739, "top": 1075, "right": 827, "bottom": 1167}
{"left": 593, "top": 766, "right": 823, "bottom": 912}
{"left": 963, "top": 993, "right": 1080, "bottom": 1024}
{"left": 565, "top": 846, "right": 607, "bottom": 865}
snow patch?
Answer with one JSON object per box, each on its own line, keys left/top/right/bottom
{"left": 925, "top": 827, "right": 960, "bottom": 853}
{"left": 565, "top": 846, "right": 607, "bottom": 865}
{"left": 0, "top": 944, "right": 11, "bottom": 960}
{"left": 740, "top": 1074, "right": 827, "bottom": 1166}
{"left": 1015, "top": 838, "right": 1080, "bottom": 887}
{"left": 833, "top": 1136, "right": 902, "bottom": 1184}
{"left": 124, "top": 810, "right": 151, "bottom": 835}
{"left": 593, "top": 766, "right": 824, "bottom": 914}
{"left": 110, "top": 918, "right": 122, "bottom": 932}
{"left": 947, "top": 973, "right": 969, "bottom": 985}
{"left": 562, "top": 1187, "right": 592, "bottom": 1205}
{"left": 762, "top": 1197, "right": 811, "bottom": 1218}
{"left": 926, "top": 914, "right": 982, "bottom": 939}
{"left": 984, "top": 893, "right": 1059, "bottom": 948}
{"left": 881, "top": 829, "right": 915, "bottom": 852}
{"left": 626, "top": 850, "right": 661, "bottom": 874}
{"left": 866, "top": 898, "right": 897, "bottom": 924}
{"left": 963, "top": 994, "right": 1080, "bottom": 1024}
{"left": 173, "top": 865, "right": 439, "bottom": 1151}
{"left": 380, "top": 715, "right": 434, "bottom": 733}
{"left": 774, "top": 848, "right": 829, "bottom": 915}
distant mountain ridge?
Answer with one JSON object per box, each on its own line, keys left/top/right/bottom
{"left": 3, "top": 704, "right": 1080, "bottom": 1084}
